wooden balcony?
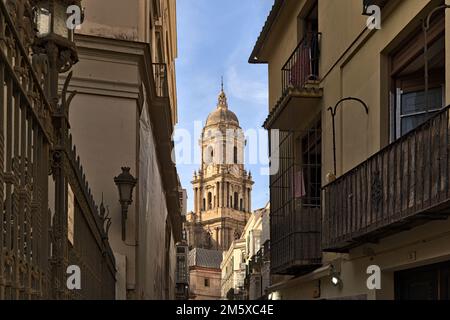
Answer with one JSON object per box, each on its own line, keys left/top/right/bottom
{"left": 323, "top": 106, "right": 450, "bottom": 252}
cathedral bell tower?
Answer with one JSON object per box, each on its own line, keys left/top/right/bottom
{"left": 185, "top": 86, "right": 253, "bottom": 251}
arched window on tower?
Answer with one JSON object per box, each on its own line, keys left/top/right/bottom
{"left": 208, "top": 192, "right": 212, "bottom": 210}
{"left": 234, "top": 192, "right": 239, "bottom": 210}
{"left": 240, "top": 198, "right": 243, "bottom": 211}
{"left": 233, "top": 146, "right": 238, "bottom": 164}
{"left": 206, "top": 146, "right": 214, "bottom": 164}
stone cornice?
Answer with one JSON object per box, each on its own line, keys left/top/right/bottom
{"left": 69, "top": 34, "right": 155, "bottom": 100}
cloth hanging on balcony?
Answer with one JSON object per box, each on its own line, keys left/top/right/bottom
{"left": 295, "top": 169, "right": 306, "bottom": 198}
{"left": 289, "top": 45, "right": 311, "bottom": 89}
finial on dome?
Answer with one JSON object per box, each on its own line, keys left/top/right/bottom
{"left": 217, "top": 77, "right": 228, "bottom": 109}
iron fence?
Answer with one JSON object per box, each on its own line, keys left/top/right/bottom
{"left": 0, "top": 0, "right": 115, "bottom": 300}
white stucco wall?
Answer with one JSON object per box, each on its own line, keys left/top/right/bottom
{"left": 138, "top": 96, "right": 175, "bottom": 299}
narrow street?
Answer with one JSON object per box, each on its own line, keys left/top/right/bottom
{"left": 1, "top": 0, "right": 450, "bottom": 310}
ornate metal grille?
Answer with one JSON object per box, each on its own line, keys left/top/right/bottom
{"left": 0, "top": 1, "right": 115, "bottom": 300}
{"left": 0, "top": 0, "right": 53, "bottom": 299}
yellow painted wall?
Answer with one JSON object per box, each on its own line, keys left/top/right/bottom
{"left": 262, "top": 0, "right": 435, "bottom": 178}
{"left": 259, "top": 0, "right": 450, "bottom": 300}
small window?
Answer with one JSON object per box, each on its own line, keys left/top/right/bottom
{"left": 208, "top": 192, "right": 212, "bottom": 210}
{"left": 152, "top": 0, "right": 161, "bottom": 19}
{"left": 398, "top": 87, "right": 443, "bottom": 136}
{"left": 295, "top": 120, "right": 321, "bottom": 207}
{"left": 176, "top": 247, "right": 185, "bottom": 254}
{"left": 205, "top": 146, "right": 214, "bottom": 164}
{"left": 204, "top": 278, "right": 210, "bottom": 287}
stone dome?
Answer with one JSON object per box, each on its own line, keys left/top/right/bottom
{"left": 205, "top": 90, "right": 239, "bottom": 127}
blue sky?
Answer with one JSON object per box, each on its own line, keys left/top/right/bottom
{"left": 174, "top": 0, "right": 274, "bottom": 212}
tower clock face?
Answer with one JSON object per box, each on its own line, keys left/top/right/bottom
{"left": 206, "top": 164, "right": 214, "bottom": 175}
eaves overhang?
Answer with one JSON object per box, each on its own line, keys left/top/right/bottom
{"left": 248, "top": 0, "right": 284, "bottom": 64}
{"left": 262, "top": 86, "right": 323, "bottom": 130}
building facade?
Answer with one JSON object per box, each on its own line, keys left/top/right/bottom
{"left": 67, "top": 0, "right": 182, "bottom": 299}
{"left": 221, "top": 203, "right": 271, "bottom": 300}
{"left": 175, "top": 241, "right": 190, "bottom": 300}
{"left": 185, "top": 89, "right": 254, "bottom": 252}
{"left": 188, "top": 248, "right": 223, "bottom": 300}
{"left": 221, "top": 239, "right": 246, "bottom": 300}
{"left": 244, "top": 203, "right": 271, "bottom": 300}
{"left": 251, "top": 0, "right": 450, "bottom": 300}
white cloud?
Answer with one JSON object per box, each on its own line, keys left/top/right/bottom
{"left": 226, "top": 66, "right": 268, "bottom": 106}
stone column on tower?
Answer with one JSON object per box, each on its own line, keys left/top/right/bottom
{"left": 243, "top": 185, "right": 247, "bottom": 212}
{"left": 248, "top": 188, "right": 251, "bottom": 213}
{"left": 194, "top": 187, "right": 198, "bottom": 213}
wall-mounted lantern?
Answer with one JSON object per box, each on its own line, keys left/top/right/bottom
{"left": 33, "top": 0, "right": 83, "bottom": 69}
{"left": 330, "top": 265, "right": 343, "bottom": 289}
{"left": 114, "top": 167, "right": 137, "bottom": 241}
{"left": 32, "top": 0, "right": 84, "bottom": 106}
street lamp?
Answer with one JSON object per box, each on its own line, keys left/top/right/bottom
{"left": 33, "top": 0, "right": 83, "bottom": 102}
{"left": 114, "top": 167, "right": 137, "bottom": 241}
{"left": 35, "top": 1, "right": 68, "bottom": 38}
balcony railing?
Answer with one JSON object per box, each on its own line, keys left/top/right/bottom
{"left": 152, "top": 63, "right": 169, "bottom": 98}
{"left": 270, "top": 130, "right": 322, "bottom": 275}
{"left": 263, "top": 240, "right": 270, "bottom": 262}
{"left": 323, "top": 105, "right": 450, "bottom": 252}
{"left": 281, "top": 32, "right": 320, "bottom": 94}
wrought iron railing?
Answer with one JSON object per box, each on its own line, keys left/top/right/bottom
{"left": 262, "top": 240, "right": 270, "bottom": 262}
{"left": 0, "top": 1, "right": 115, "bottom": 300}
{"left": 152, "top": 63, "right": 169, "bottom": 98}
{"left": 270, "top": 130, "right": 322, "bottom": 275}
{"left": 281, "top": 32, "right": 320, "bottom": 95}
{"left": 65, "top": 134, "right": 116, "bottom": 299}
{"left": 323, "top": 105, "right": 450, "bottom": 251}
{"left": 0, "top": 0, "right": 54, "bottom": 300}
